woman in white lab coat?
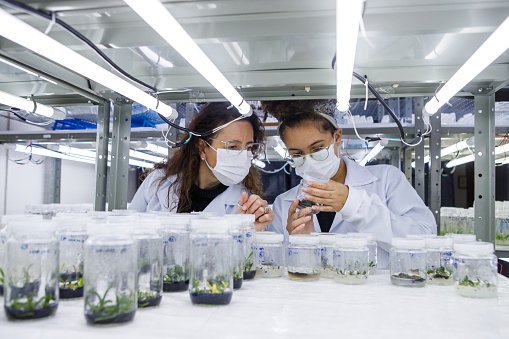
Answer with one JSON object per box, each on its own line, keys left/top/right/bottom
{"left": 261, "top": 100, "right": 436, "bottom": 268}
{"left": 129, "top": 102, "right": 274, "bottom": 230}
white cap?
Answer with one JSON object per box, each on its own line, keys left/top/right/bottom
{"left": 391, "top": 237, "right": 425, "bottom": 249}
{"left": 222, "top": 215, "right": 243, "bottom": 230}
{"left": 237, "top": 214, "right": 256, "bottom": 226}
{"left": 347, "top": 232, "right": 376, "bottom": 241}
{"left": 54, "top": 217, "right": 90, "bottom": 232}
{"left": 425, "top": 236, "right": 453, "bottom": 249}
{"left": 255, "top": 232, "right": 284, "bottom": 244}
{"left": 157, "top": 214, "right": 192, "bottom": 228}
{"left": 1, "top": 214, "right": 43, "bottom": 226}
{"left": 445, "top": 233, "right": 476, "bottom": 244}
{"left": 335, "top": 237, "right": 368, "bottom": 248}
{"left": 310, "top": 233, "right": 342, "bottom": 245}
{"left": 190, "top": 211, "right": 218, "bottom": 218}
{"left": 407, "top": 234, "right": 437, "bottom": 240}
{"left": 107, "top": 215, "right": 140, "bottom": 224}
{"left": 190, "top": 218, "right": 231, "bottom": 234}
{"left": 454, "top": 242, "right": 494, "bottom": 255}
{"left": 87, "top": 211, "right": 113, "bottom": 220}
{"left": 134, "top": 218, "right": 162, "bottom": 235}
{"left": 8, "top": 219, "right": 57, "bottom": 236}
{"left": 302, "top": 172, "right": 329, "bottom": 183}
{"left": 86, "top": 221, "right": 135, "bottom": 237}
{"left": 289, "top": 234, "right": 320, "bottom": 245}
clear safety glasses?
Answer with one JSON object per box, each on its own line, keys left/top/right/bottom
{"left": 285, "top": 141, "right": 334, "bottom": 167}
{"left": 206, "top": 138, "right": 266, "bottom": 158}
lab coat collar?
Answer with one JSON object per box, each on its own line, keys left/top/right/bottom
{"left": 342, "top": 155, "right": 378, "bottom": 187}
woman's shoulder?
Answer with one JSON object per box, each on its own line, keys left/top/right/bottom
{"left": 143, "top": 168, "right": 176, "bottom": 188}
{"left": 273, "top": 185, "right": 299, "bottom": 204}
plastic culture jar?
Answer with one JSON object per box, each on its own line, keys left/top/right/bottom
{"left": 311, "top": 233, "right": 342, "bottom": 278}
{"left": 390, "top": 238, "right": 427, "bottom": 287}
{"left": 189, "top": 219, "right": 233, "bottom": 305}
{"left": 446, "top": 233, "right": 476, "bottom": 245}
{"left": 84, "top": 222, "right": 137, "bottom": 325}
{"left": 133, "top": 220, "right": 163, "bottom": 308}
{"left": 157, "top": 214, "right": 191, "bottom": 292}
{"left": 296, "top": 172, "right": 329, "bottom": 214}
{"left": 238, "top": 214, "right": 257, "bottom": 280}
{"left": 224, "top": 215, "right": 245, "bottom": 289}
{"left": 425, "top": 237, "right": 454, "bottom": 285}
{"left": 347, "top": 233, "right": 377, "bottom": 274}
{"left": 453, "top": 242, "right": 498, "bottom": 298}
{"left": 287, "top": 235, "right": 321, "bottom": 281}
{"left": 4, "top": 220, "right": 59, "bottom": 320}
{"left": 333, "top": 237, "right": 369, "bottom": 284}
{"left": 55, "top": 217, "right": 89, "bottom": 299}
{"left": 254, "top": 232, "right": 285, "bottom": 277}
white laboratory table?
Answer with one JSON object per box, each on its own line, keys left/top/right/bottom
{"left": 1, "top": 271, "right": 509, "bottom": 339}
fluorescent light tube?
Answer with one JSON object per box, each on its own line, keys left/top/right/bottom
{"left": 425, "top": 16, "right": 509, "bottom": 114}
{"left": 252, "top": 159, "right": 266, "bottom": 169}
{"left": 359, "top": 139, "right": 387, "bottom": 166}
{"left": 412, "top": 137, "right": 474, "bottom": 168}
{"left": 274, "top": 144, "right": 287, "bottom": 159}
{"left": 336, "top": 0, "right": 364, "bottom": 113}
{"left": 0, "top": 8, "right": 177, "bottom": 120}
{"left": 124, "top": 0, "right": 252, "bottom": 116}
{"left": 129, "top": 149, "right": 165, "bottom": 163}
{"left": 0, "top": 89, "right": 65, "bottom": 119}
{"left": 446, "top": 142, "right": 508, "bottom": 168}
{"left": 134, "top": 141, "right": 168, "bottom": 156}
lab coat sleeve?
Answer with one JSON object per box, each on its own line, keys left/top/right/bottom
{"left": 340, "top": 166, "right": 437, "bottom": 249}
{"left": 128, "top": 170, "right": 163, "bottom": 212}
{"left": 266, "top": 194, "right": 285, "bottom": 235}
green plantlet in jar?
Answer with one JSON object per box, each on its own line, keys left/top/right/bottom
{"left": 458, "top": 275, "right": 492, "bottom": 288}
{"left": 369, "top": 261, "right": 375, "bottom": 268}
{"left": 0, "top": 267, "right": 4, "bottom": 284}
{"left": 85, "top": 286, "right": 135, "bottom": 323}
{"left": 427, "top": 266, "right": 452, "bottom": 279}
{"left": 164, "top": 264, "right": 187, "bottom": 283}
{"left": 243, "top": 251, "right": 254, "bottom": 272}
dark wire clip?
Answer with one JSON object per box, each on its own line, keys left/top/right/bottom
{"left": 30, "top": 94, "right": 38, "bottom": 115}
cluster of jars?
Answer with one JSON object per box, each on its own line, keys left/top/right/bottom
{"left": 0, "top": 211, "right": 258, "bottom": 324}
{"left": 389, "top": 233, "right": 498, "bottom": 298}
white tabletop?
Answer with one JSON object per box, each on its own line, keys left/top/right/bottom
{"left": 1, "top": 271, "right": 509, "bottom": 339}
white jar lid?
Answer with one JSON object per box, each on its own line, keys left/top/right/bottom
{"left": 191, "top": 211, "right": 218, "bottom": 218}
{"left": 445, "top": 233, "right": 477, "bottom": 244}
{"left": 302, "top": 172, "right": 329, "bottom": 183}
{"left": 1, "top": 214, "right": 43, "bottom": 226}
{"left": 407, "top": 234, "right": 437, "bottom": 240}
{"left": 454, "top": 242, "right": 494, "bottom": 255}
{"left": 310, "top": 232, "right": 342, "bottom": 245}
{"left": 87, "top": 221, "right": 135, "bottom": 236}
{"left": 289, "top": 234, "right": 320, "bottom": 245}
{"left": 55, "top": 217, "right": 90, "bottom": 232}
{"left": 157, "top": 214, "right": 192, "bottom": 227}
{"left": 335, "top": 237, "right": 368, "bottom": 248}
{"left": 347, "top": 232, "right": 376, "bottom": 241}
{"left": 222, "top": 215, "right": 243, "bottom": 230}
{"left": 8, "top": 220, "right": 56, "bottom": 235}
{"left": 255, "top": 232, "right": 284, "bottom": 244}
{"left": 391, "top": 237, "right": 425, "bottom": 249}
{"left": 237, "top": 213, "right": 256, "bottom": 225}
{"left": 190, "top": 218, "right": 231, "bottom": 234}
{"left": 425, "top": 236, "right": 453, "bottom": 249}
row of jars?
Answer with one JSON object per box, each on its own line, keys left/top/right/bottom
{"left": 0, "top": 212, "right": 257, "bottom": 324}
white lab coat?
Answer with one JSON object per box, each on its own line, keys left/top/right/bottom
{"left": 128, "top": 169, "right": 245, "bottom": 214}
{"left": 267, "top": 156, "right": 437, "bottom": 269}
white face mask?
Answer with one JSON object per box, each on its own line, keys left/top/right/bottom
{"left": 295, "top": 142, "right": 341, "bottom": 180}
{"left": 203, "top": 147, "right": 252, "bottom": 186}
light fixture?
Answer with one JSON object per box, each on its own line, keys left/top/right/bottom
{"left": 359, "top": 139, "right": 388, "bottom": 166}
{"left": 252, "top": 159, "right": 266, "bottom": 169}
{"left": 0, "top": 8, "right": 177, "bottom": 120}
{"left": 134, "top": 141, "right": 168, "bottom": 156}
{"left": 139, "top": 46, "right": 174, "bottom": 68}
{"left": 129, "top": 149, "right": 165, "bottom": 163}
{"left": 335, "top": 0, "right": 364, "bottom": 113}
{"left": 274, "top": 144, "right": 287, "bottom": 160}
{"left": 0, "top": 89, "right": 65, "bottom": 120}
{"left": 424, "top": 16, "right": 509, "bottom": 115}
{"left": 446, "top": 142, "right": 509, "bottom": 168}
{"left": 412, "top": 137, "right": 474, "bottom": 168}
{"left": 124, "top": 0, "right": 252, "bottom": 116}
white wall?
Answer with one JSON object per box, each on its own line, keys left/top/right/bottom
{"left": 60, "top": 160, "right": 96, "bottom": 204}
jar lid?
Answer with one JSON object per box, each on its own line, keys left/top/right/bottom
{"left": 391, "top": 237, "right": 425, "bottom": 249}
{"left": 445, "top": 233, "right": 477, "bottom": 244}
{"left": 8, "top": 220, "right": 57, "bottom": 235}
{"left": 406, "top": 234, "right": 437, "bottom": 240}
{"left": 310, "top": 232, "right": 342, "bottom": 245}
{"left": 190, "top": 211, "right": 218, "bottom": 218}
{"left": 86, "top": 221, "right": 135, "bottom": 237}
{"left": 425, "top": 236, "right": 453, "bottom": 249}
{"left": 107, "top": 215, "right": 140, "bottom": 224}
{"left": 87, "top": 211, "right": 113, "bottom": 220}
{"left": 255, "top": 232, "right": 284, "bottom": 244}
{"left": 157, "top": 214, "right": 192, "bottom": 227}
{"left": 347, "top": 232, "right": 376, "bottom": 241}
{"left": 222, "top": 215, "right": 243, "bottom": 229}
{"left": 1, "top": 214, "right": 43, "bottom": 226}
{"left": 54, "top": 217, "right": 90, "bottom": 232}
{"left": 335, "top": 237, "right": 368, "bottom": 248}
{"left": 289, "top": 234, "right": 320, "bottom": 245}
{"left": 190, "top": 218, "right": 231, "bottom": 234}
{"left": 134, "top": 218, "right": 162, "bottom": 235}
{"left": 454, "top": 242, "right": 494, "bottom": 255}
{"left": 302, "top": 172, "right": 329, "bottom": 183}
{"left": 237, "top": 213, "right": 256, "bottom": 226}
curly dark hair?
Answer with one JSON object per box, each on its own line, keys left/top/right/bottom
{"left": 260, "top": 100, "right": 336, "bottom": 141}
{"left": 156, "top": 102, "right": 264, "bottom": 212}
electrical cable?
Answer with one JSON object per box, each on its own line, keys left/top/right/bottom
{"left": 256, "top": 162, "right": 290, "bottom": 174}
{"left": 1, "top": 108, "right": 54, "bottom": 126}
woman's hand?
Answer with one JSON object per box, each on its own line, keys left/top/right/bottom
{"left": 286, "top": 199, "right": 314, "bottom": 235}
{"left": 302, "top": 180, "right": 349, "bottom": 212}
{"left": 237, "top": 192, "right": 274, "bottom": 231}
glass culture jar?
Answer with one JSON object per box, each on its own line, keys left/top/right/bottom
{"left": 347, "top": 233, "right": 377, "bottom": 274}
{"left": 224, "top": 215, "right": 245, "bottom": 289}
{"left": 54, "top": 217, "right": 89, "bottom": 299}
{"left": 4, "top": 220, "right": 59, "bottom": 320}
{"left": 453, "top": 242, "right": 498, "bottom": 298}
{"left": 133, "top": 219, "right": 163, "bottom": 308}
{"left": 157, "top": 214, "right": 191, "bottom": 292}
{"left": 425, "top": 236, "right": 454, "bottom": 285}
{"left": 333, "top": 237, "right": 369, "bottom": 284}
{"left": 254, "top": 232, "right": 285, "bottom": 278}
{"left": 446, "top": 233, "right": 476, "bottom": 244}
{"left": 287, "top": 235, "right": 321, "bottom": 281}
{"left": 311, "top": 233, "right": 343, "bottom": 278}
{"left": 84, "top": 222, "right": 137, "bottom": 325}
{"left": 390, "top": 238, "right": 427, "bottom": 287}
{"left": 189, "top": 219, "right": 233, "bottom": 305}
{"left": 238, "top": 214, "right": 257, "bottom": 280}
{"left": 296, "top": 172, "right": 329, "bottom": 214}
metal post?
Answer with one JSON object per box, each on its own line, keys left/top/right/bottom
{"left": 108, "top": 100, "right": 132, "bottom": 211}
{"left": 414, "top": 97, "right": 425, "bottom": 202}
{"left": 404, "top": 147, "right": 412, "bottom": 184}
{"left": 94, "top": 101, "right": 112, "bottom": 211}
{"left": 43, "top": 158, "right": 61, "bottom": 204}
{"left": 474, "top": 95, "right": 495, "bottom": 243}
{"left": 429, "top": 111, "right": 442, "bottom": 231}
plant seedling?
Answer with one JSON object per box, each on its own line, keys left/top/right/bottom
{"left": 243, "top": 251, "right": 254, "bottom": 272}
{"left": 458, "top": 275, "right": 492, "bottom": 288}
{"left": 85, "top": 286, "right": 135, "bottom": 323}
{"left": 163, "top": 264, "right": 187, "bottom": 283}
